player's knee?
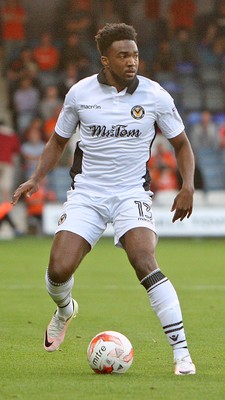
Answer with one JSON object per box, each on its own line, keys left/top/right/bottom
{"left": 48, "top": 253, "right": 74, "bottom": 283}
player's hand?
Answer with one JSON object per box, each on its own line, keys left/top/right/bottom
{"left": 11, "top": 178, "right": 40, "bottom": 206}
{"left": 170, "top": 186, "right": 194, "bottom": 223}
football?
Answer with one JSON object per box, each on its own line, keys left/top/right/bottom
{"left": 87, "top": 330, "right": 134, "bottom": 374}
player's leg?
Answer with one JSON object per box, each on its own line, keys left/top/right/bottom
{"left": 120, "top": 227, "right": 196, "bottom": 375}
{"left": 48, "top": 230, "right": 91, "bottom": 282}
{"left": 44, "top": 230, "right": 91, "bottom": 352}
{"left": 44, "top": 188, "right": 108, "bottom": 352}
{"left": 47, "top": 230, "right": 91, "bottom": 317}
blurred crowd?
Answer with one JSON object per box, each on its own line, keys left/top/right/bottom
{"left": 0, "top": 0, "right": 225, "bottom": 235}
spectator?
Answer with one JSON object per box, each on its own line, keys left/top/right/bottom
{"left": 42, "top": 104, "right": 62, "bottom": 142}
{"left": 12, "top": 76, "right": 40, "bottom": 137}
{"left": 190, "top": 110, "right": 224, "bottom": 191}
{"left": 145, "top": 0, "right": 169, "bottom": 41}
{"left": 167, "top": 0, "right": 197, "bottom": 36}
{"left": 219, "top": 121, "right": 225, "bottom": 148}
{"left": 152, "top": 39, "right": 180, "bottom": 103}
{"left": 138, "top": 57, "right": 151, "bottom": 79}
{"left": 0, "top": 45, "right": 4, "bottom": 73}
{"left": 0, "top": 119, "right": 20, "bottom": 202}
{"left": 33, "top": 32, "right": 60, "bottom": 88}
{"left": 64, "top": 6, "right": 94, "bottom": 41}
{"left": 21, "top": 125, "right": 45, "bottom": 179}
{"left": 128, "top": 0, "right": 158, "bottom": 63}
{"left": 58, "top": 62, "right": 80, "bottom": 99}
{"left": 53, "top": 0, "right": 93, "bottom": 41}
{"left": 39, "top": 85, "right": 63, "bottom": 122}
{"left": 76, "top": 54, "right": 99, "bottom": 79}
{"left": 0, "top": 119, "right": 21, "bottom": 235}
{"left": 9, "top": 46, "right": 39, "bottom": 81}
{"left": 95, "top": 0, "right": 121, "bottom": 30}
{"left": 25, "top": 116, "right": 44, "bottom": 136}
{"left": 209, "top": 0, "right": 225, "bottom": 36}
{"left": 211, "top": 35, "right": 225, "bottom": 66}
{"left": 6, "top": 46, "right": 40, "bottom": 109}
{"left": 190, "top": 110, "right": 220, "bottom": 152}
{"left": 195, "top": 0, "right": 215, "bottom": 18}
{"left": 195, "top": 3, "right": 218, "bottom": 41}
{"left": 197, "top": 22, "right": 221, "bottom": 66}
{"left": 25, "top": 180, "right": 56, "bottom": 235}
{"left": 0, "top": 201, "right": 21, "bottom": 236}
{"left": 219, "top": 120, "right": 225, "bottom": 176}
{"left": 47, "top": 147, "right": 73, "bottom": 202}
{"left": 171, "top": 28, "right": 198, "bottom": 67}
{"left": 197, "top": 21, "right": 218, "bottom": 47}
{"left": 152, "top": 39, "right": 177, "bottom": 84}
{"left": 63, "top": 3, "right": 98, "bottom": 65}
{"left": 59, "top": 32, "right": 89, "bottom": 70}
{"left": 148, "top": 141, "right": 179, "bottom": 193}
{"left": 1, "top": 0, "right": 27, "bottom": 65}
{"left": 42, "top": 103, "right": 72, "bottom": 201}
{"left": 68, "top": 0, "right": 93, "bottom": 13}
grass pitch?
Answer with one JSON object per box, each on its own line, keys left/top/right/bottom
{"left": 1, "top": 236, "right": 225, "bottom": 400}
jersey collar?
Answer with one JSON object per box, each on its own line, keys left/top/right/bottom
{"left": 97, "top": 68, "right": 139, "bottom": 94}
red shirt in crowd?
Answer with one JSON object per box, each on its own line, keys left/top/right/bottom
{"left": 168, "top": 0, "right": 196, "bottom": 31}
{"left": 0, "top": 126, "right": 20, "bottom": 164}
{"left": 2, "top": 2, "right": 27, "bottom": 41}
{"left": 33, "top": 36, "right": 60, "bottom": 72}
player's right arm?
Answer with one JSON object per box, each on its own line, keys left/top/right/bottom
{"left": 11, "top": 132, "right": 69, "bottom": 205}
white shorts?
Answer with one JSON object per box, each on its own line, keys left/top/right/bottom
{"left": 55, "top": 187, "right": 156, "bottom": 247}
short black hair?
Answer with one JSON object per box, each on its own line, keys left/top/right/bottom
{"left": 95, "top": 23, "right": 137, "bottom": 56}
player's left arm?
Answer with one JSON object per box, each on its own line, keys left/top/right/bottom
{"left": 168, "top": 131, "right": 195, "bottom": 223}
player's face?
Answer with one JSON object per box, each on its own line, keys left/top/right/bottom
{"left": 101, "top": 40, "right": 139, "bottom": 90}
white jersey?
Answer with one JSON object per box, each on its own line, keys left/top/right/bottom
{"left": 55, "top": 71, "right": 184, "bottom": 191}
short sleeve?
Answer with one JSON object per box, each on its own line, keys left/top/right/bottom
{"left": 155, "top": 87, "right": 185, "bottom": 139}
{"left": 55, "top": 87, "right": 79, "bottom": 138}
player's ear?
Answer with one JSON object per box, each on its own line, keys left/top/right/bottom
{"left": 101, "top": 56, "right": 109, "bottom": 68}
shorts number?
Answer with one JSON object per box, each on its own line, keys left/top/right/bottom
{"left": 134, "top": 201, "right": 152, "bottom": 218}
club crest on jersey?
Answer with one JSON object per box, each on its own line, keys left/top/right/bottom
{"left": 131, "top": 105, "right": 145, "bottom": 120}
{"left": 58, "top": 213, "right": 67, "bottom": 225}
